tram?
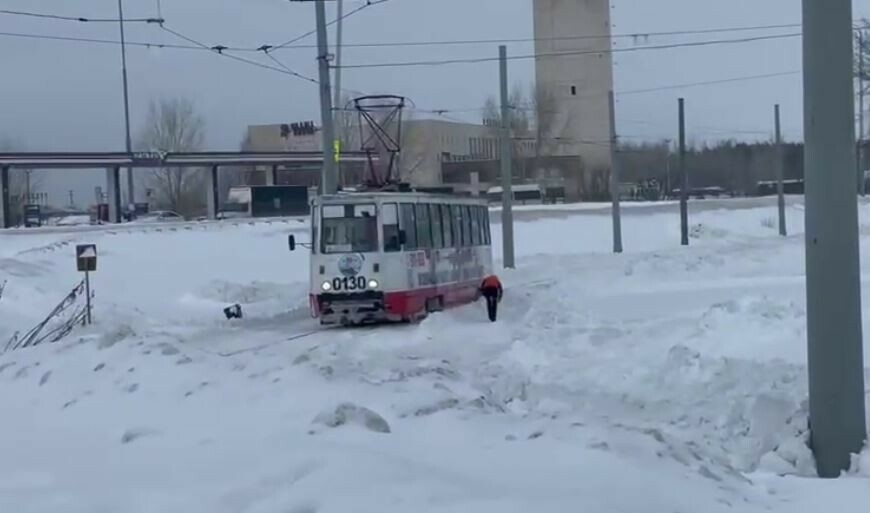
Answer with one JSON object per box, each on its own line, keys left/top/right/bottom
{"left": 289, "top": 191, "right": 494, "bottom": 326}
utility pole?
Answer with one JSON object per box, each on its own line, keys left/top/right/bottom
{"left": 0, "top": 166, "right": 9, "bottom": 229}
{"left": 315, "top": 0, "right": 337, "bottom": 195}
{"left": 499, "top": 45, "right": 515, "bottom": 269}
{"left": 775, "top": 104, "right": 787, "bottom": 237}
{"left": 333, "top": 0, "right": 344, "bottom": 187}
{"left": 678, "top": 98, "right": 688, "bottom": 246}
{"left": 859, "top": 30, "right": 866, "bottom": 195}
{"left": 803, "top": 0, "right": 867, "bottom": 478}
{"left": 118, "top": 0, "right": 134, "bottom": 211}
{"left": 608, "top": 91, "right": 623, "bottom": 253}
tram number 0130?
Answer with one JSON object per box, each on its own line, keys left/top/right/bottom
{"left": 333, "top": 276, "right": 367, "bottom": 291}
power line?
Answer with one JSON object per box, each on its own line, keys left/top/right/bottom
{"left": 0, "top": 8, "right": 161, "bottom": 23}
{"left": 259, "top": 49, "right": 319, "bottom": 84}
{"left": 0, "top": 28, "right": 802, "bottom": 103}
{"left": 410, "top": 70, "right": 804, "bottom": 116}
{"left": 158, "top": 24, "right": 318, "bottom": 81}
{"left": 276, "top": 0, "right": 391, "bottom": 50}
{"left": 0, "top": 30, "right": 205, "bottom": 50}
{"left": 271, "top": 22, "right": 803, "bottom": 51}
{"left": 0, "top": 22, "right": 809, "bottom": 55}
{"left": 618, "top": 70, "right": 801, "bottom": 95}
{"left": 338, "top": 33, "right": 802, "bottom": 69}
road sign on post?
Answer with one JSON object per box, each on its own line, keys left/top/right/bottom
{"left": 76, "top": 244, "right": 97, "bottom": 272}
{"left": 76, "top": 244, "right": 96, "bottom": 325}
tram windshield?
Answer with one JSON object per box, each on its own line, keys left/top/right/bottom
{"left": 320, "top": 203, "right": 378, "bottom": 254}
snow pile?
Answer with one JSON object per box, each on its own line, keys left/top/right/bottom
{"left": 2, "top": 199, "right": 870, "bottom": 512}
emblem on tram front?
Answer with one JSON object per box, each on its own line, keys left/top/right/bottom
{"left": 337, "top": 253, "right": 364, "bottom": 277}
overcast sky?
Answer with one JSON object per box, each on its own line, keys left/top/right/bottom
{"left": 1, "top": 0, "right": 869, "bottom": 205}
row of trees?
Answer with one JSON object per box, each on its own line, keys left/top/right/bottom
{"left": 479, "top": 82, "right": 567, "bottom": 182}
{"left": 616, "top": 140, "right": 806, "bottom": 195}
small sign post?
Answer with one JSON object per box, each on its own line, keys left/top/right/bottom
{"left": 75, "top": 244, "right": 97, "bottom": 325}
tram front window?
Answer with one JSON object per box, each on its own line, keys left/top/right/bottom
{"left": 321, "top": 204, "right": 378, "bottom": 254}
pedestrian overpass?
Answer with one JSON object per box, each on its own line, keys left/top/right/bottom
{"left": 0, "top": 150, "right": 371, "bottom": 228}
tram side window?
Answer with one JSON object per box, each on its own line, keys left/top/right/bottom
{"left": 466, "top": 205, "right": 479, "bottom": 246}
{"left": 311, "top": 208, "right": 318, "bottom": 254}
{"left": 430, "top": 204, "right": 444, "bottom": 249}
{"left": 482, "top": 206, "right": 491, "bottom": 244}
{"left": 471, "top": 206, "right": 486, "bottom": 245}
{"left": 471, "top": 206, "right": 482, "bottom": 246}
{"left": 441, "top": 204, "right": 454, "bottom": 247}
{"left": 451, "top": 205, "right": 463, "bottom": 248}
{"left": 383, "top": 203, "right": 400, "bottom": 252}
{"left": 454, "top": 204, "right": 465, "bottom": 247}
{"left": 416, "top": 203, "right": 432, "bottom": 249}
{"left": 400, "top": 203, "right": 417, "bottom": 250}
{"left": 462, "top": 205, "right": 472, "bottom": 246}
{"left": 473, "top": 206, "right": 482, "bottom": 245}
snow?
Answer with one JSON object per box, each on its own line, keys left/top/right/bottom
{"left": 1, "top": 198, "right": 870, "bottom": 512}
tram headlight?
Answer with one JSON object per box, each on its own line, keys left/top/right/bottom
{"left": 368, "top": 279, "right": 379, "bottom": 289}
{"left": 321, "top": 280, "right": 332, "bottom": 291}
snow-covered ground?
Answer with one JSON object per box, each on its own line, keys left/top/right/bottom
{"left": 1, "top": 198, "right": 869, "bottom": 513}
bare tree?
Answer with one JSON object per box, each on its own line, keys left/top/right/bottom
{"left": 136, "top": 97, "right": 206, "bottom": 216}
{"left": 482, "top": 83, "right": 533, "bottom": 180}
{"left": 336, "top": 93, "right": 358, "bottom": 151}
{"left": 529, "top": 84, "right": 569, "bottom": 173}
{"left": 397, "top": 109, "right": 433, "bottom": 184}
{"left": 217, "top": 131, "right": 258, "bottom": 205}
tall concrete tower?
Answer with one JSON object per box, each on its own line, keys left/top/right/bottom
{"left": 533, "top": 0, "right": 614, "bottom": 199}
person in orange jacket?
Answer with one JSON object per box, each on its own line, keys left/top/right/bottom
{"left": 480, "top": 274, "right": 503, "bottom": 322}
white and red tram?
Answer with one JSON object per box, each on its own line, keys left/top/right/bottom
{"left": 291, "top": 191, "right": 494, "bottom": 325}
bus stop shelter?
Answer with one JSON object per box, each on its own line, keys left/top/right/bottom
{"left": 0, "top": 151, "right": 371, "bottom": 228}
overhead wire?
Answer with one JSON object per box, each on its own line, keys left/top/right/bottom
{"left": 0, "top": 8, "right": 160, "bottom": 23}
{"left": 273, "top": 0, "right": 391, "bottom": 50}
{"left": 158, "top": 24, "right": 318, "bottom": 83}
{"left": 0, "top": 10, "right": 807, "bottom": 53}
{"left": 409, "top": 70, "right": 803, "bottom": 117}
{"left": 337, "top": 33, "right": 802, "bottom": 69}
{"left": 0, "top": 6, "right": 814, "bottom": 139}
{"left": 273, "top": 22, "right": 803, "bottom": 50}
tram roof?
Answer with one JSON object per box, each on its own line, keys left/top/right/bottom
{"left": 317, "top": 190, "right": 488, "bottom": 204}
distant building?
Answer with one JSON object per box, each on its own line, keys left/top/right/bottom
{"left": 246, "top": 119, "right": 537, "bottom": 190}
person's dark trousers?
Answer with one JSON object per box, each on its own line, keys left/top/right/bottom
{"left": 483, "top": 288, "right": 499, "bottom": 322}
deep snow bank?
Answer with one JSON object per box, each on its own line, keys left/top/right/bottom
{"left": 1, "top": 199, "right": 869, "bottom": 512}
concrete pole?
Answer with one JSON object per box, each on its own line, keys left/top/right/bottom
{"left": 470, "top": 171, "right": 480, "bottom": 197}
{"left": 608, "top": 91, "right": 623, "bottom": 253}
{"left": 499, "top": 45, "right": 515, "bottom": 269}
{"left": 206, "top": 165, "right": 219, "bottom": 220}
{"left": 859, "top": 31, "right": 866, "bottom": 195}
{"left": 678, "top": 98, "right": 689, "bottom": 246}
{"left": 333, "top": 0, "right": 345, "bottom": 177}
{"left": 315, "top": 0, "right": 337, "bottom": 195}
{"left": 105, "top": 167, "right": 122, "bottom": 223}
{"left": 775, "top": 105, "right": 787, "bottom": 236}
{"left": 118, "top": 0, "right": 134, "bottom": 209}
{"left": 0, "top": 166, "right": 9, "bottom": 228}
{"left": 803, "top": 0, "right": 867, "bottom": 478}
